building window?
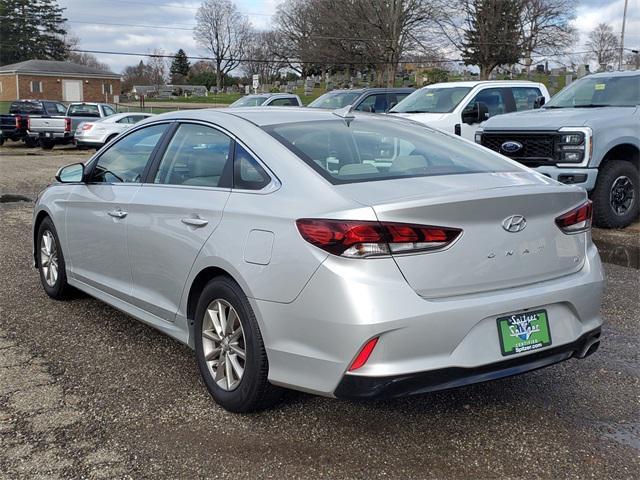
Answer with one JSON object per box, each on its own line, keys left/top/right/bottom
{"left": 102, "top": 83, "right": 113, "bottom": 94}
{"left": 30, "top": 80, "right": 43, "bottom": 93}
{"left": 0, "top": 81, "right": 3, "bottom": 93}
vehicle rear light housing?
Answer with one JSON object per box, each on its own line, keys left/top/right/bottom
{"left": 81, "top": 123, "right": 93, "bottom": 131}
{"left": 555, "top": 200, "right": 592, "bottom": 234}
{"left": 64, "top": 118, "right": 72, "bottom": 132}
{"left": 348, "top": 337, "right": 379, "bottom": 372}
{"left": 296, "top": 218, "right": 462, "bottom": 258}
{"left": 15, "top": 115, "right": 22, "bottom": 129}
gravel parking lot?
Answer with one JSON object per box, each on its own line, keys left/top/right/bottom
{"left": 1, "top": 144, "right": 639, "bottom": 479}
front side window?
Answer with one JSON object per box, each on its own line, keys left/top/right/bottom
{"left": 154, "top": 123, "right": 232, "bottom": 188}
{"left": 90, "top": 124, "right": 167, "bottom": 183}
{"left": 390, "top": 87, "right": 471, "bottom": 114}
{"left": 269, "top": 97, "right": 297, "bottom": 106}
{"left": 354, "top": 94, "right": 390, "bottom": 113}
{"left": 54, "top": 103, "right": 67, "bottom": 115}
{"left": 264, "top": 117, "right": 518, "bottom": 184}
{"left": 512, "top": 87, "right": 543, "bottom": 111}
{"left": 463, "top": 88, "right": 508, "bottom": 117}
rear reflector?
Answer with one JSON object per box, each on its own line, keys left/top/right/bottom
{"left": 348, "top": 337, "right": 379, "bottom": 371}
{"left": 296, "top": 218, "right": 462, "bottom": 258}
{"left": 555, "top": 200, "right": 592, "bottom": 234}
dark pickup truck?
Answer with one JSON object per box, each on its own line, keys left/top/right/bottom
{"left": 0, "top": 100, "right": 68, "bottom": 147}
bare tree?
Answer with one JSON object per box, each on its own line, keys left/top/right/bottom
{"left": 587, "top": 23, "right": 619, "bottom": 71}
{"left": 243, "top": 30, "right": 285, "bottom": 84}
{"left": 194, "top": 0, "right": 251, "bottom": 90}
{"left": 64, "top": 34, "right": 111, "bottom": 71}
{"left": 519, "top": 0, "right": 577, "bottom": 76}
{"left": 147, "top": 49, "right": 168, "bottom": 91}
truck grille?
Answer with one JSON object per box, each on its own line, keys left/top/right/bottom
{"left": 481, "top": 133, "right": 556, "bottom": 165}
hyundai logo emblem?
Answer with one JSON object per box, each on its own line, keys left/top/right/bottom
{"left": 502, "top": 215, "right": 527, "bottom": 233}
{"left": 501, "top": 141, "right": 523, "bottom": 153}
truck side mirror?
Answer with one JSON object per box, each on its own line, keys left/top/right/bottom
{"left": 462, "top": 102, "right": 489, "bottom": 125}
{"left": 534, "top": 96, "right": 546, "bottom": 108}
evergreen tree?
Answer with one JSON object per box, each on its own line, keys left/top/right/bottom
{"left": 0, "top": 0, "right": 68, "bottom": 66}
{"left": 461, "top": 0, "right": 523, "bottom": 79}
{"left": 170, "top": 49, "right": 190, "bottom": 77}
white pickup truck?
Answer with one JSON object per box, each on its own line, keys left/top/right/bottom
{"left": 27, "top": 102, "right": 117, "bottom": 149}
{"left": 389, "top": 80, "right": 550, "bottom": 141}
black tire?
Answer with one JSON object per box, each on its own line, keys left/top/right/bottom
{"left": 591, "top": 160, "right": 639, "bottom": 228}
{"left": 36, "top": 216, "right": 72, "bottom": 300}
{"left": 0, "top": 136, "right": 5, "bottom": 146}
{"left": 194, "top": 276, "right": 282, "bottom": 412}
{"left": 41, "top": 140, "right": 55, "bottom": 150}
{"left": 24, "top": 137, "right": 38, "bottom": 148}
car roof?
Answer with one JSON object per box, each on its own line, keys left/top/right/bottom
{"left": 325, "top": 87, "right": 414, "bottom": 94}
{"left": 245, "top": 93, "right": 298, "bottom": 98}
{"left": 424, "top": 80, "right": 544, "bottom": 89}
{"left": 588, "top": 69, "right": 639, "bottom": 78}
{"left": 151, "top": 106, "right": 410, "bottom": 128}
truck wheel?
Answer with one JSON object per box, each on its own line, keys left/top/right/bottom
{"left": 41, "top": 140, "right": 55, "bottom": 150}
{"left": 592, "top": 160, "right": 639, "bottom": 228}
{"left": 24, "top": 137, "right": 38, "bottom": 148}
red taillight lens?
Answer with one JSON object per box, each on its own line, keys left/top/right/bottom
{"left": 296, "top": 219, "right": 461, "bottom": 258}
{"left": 64, "top": 118, "right": 72, "bottom": 132}
{"left": 348, "top": 337, "right": 378, "bottom": 371}
{"left": 82, "top": 123, "right": 93, "bottom": 131}
{"left": 555, "top": 200, "right": 593, "bottom": 234}
{"left": 15, "top": 115, "right": 22, "bottom": 129}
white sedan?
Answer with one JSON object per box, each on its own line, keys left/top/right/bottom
{"left": 74, "top": 112, "right": 154, "bottom": 149}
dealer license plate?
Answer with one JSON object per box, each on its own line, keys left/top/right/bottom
{"left": 497, "top": 310, "right": 552, "bottom": 356}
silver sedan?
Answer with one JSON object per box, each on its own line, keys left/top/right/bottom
{"left": 33, "top": 107, "right": 604, "bottom": 412}
{"left": 74, "top": 112, "right": 154, "bottom": 149}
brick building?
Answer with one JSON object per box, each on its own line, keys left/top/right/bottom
{"left": 0, "top": 60, "right": 121, "bottom": 103}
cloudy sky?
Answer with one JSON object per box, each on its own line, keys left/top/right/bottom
{"left": 58, "top": 0, "right": 639, "bottom": 74}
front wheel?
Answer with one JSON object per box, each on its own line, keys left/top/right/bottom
{"left": 592, "top": 161, "right": 639, "bottom": 228}
{"left": 194, "top": 277, "right": 282, "bottom": 412}
{"left": 37, "top": 217, "right": 72, "bottom": 299}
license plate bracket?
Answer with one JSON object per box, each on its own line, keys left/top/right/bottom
{"left": 497, "top": 309, "right": 552, "bottom": 356}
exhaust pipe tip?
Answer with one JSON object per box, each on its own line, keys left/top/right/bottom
{"left": 576, "top": 337, "right": 600, "bottom": 359}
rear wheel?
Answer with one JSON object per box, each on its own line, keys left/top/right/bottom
{"left": 37, "top": 217, "right": 72, "bottom": 299}
{"left": 194, "top": 276, "right": 282, "bottom": 412}
{"left": 41, "top": 139, "right": 55, "bottom": 150}
{"left": 24, "top": 137, "right": 38, "bottom": 148}
{"left": 592, "top": 160, "right": 639, "bottom": 228}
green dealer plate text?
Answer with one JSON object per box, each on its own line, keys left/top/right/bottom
{"left": 497, "top": 310, "right": 552, "bottom": 356}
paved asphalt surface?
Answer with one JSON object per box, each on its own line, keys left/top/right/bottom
{"left": 1, "top": 143, "right": 638, "bottom": 479}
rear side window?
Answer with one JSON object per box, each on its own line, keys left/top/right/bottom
{"left": 103, "top": 105, "right": 117, "bottom": 116}
{"left": 269, "top": 97, "right": 297, "bottom": 106}
{"left": 512, "top": 87, "right": 543, "bottom": 111}
{"left": 90, "top": 124, "right": 167, "bottom": 183}
{"left": 264, "top": 118, "right": 517, "bottom": 184}
{"left": 68, "top": 104, "right": 100, "bottom": 117}
{"left": 354, "top": 94, "right": 390, "bottom": 113}
{"left": 9, "top": 101, "right": 44, "bottom": 115}
{"left": 154, "top": 123, "right": 232, "bottom": 188}
{"left": 233, "top": 144, "right": 270, "bottom": 190}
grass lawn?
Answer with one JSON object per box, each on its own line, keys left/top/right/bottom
{"left": 0, "top": 101, "right": 10, "bottom": 114}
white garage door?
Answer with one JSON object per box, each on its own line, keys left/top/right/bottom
{"left": 62, "top": 80, "right": 83, "bottom": 102}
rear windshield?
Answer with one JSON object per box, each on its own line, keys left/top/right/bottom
{"left": 67, "top": 104, "right": 101, "bottom": 117}
{"left": 308, "top": 91, "right": 361, "bottom": 109}
{"left": 230, "top": 96, "right": 268, "bottom": 107}
{"left": 263, "top": 117, "right": 517, "bottom": 184}
{"left": 9, "top": 102, "right": 44, "bottom": 115}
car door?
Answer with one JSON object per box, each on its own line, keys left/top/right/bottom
{"left": 126, "top": 122, "right": 233, "bottom": 321}
{"left": 64, "top": 123, "right": 170, "bottom": 300}
{"left": 459, "top": 87, "right": 510, "bottom": 140}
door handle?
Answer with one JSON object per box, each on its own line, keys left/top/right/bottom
{"left": 108, "top": 209, "right": 127, "bottom": 219}
{"left": 181, "top": 217, "right": 208, "bottom": 228}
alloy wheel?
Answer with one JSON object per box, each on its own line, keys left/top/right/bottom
{"left": 609, "top": 175, "right": 635, "bottom": 216}
{"left": 40, "top": 230, "right": 58, "bottom": 287}
{"left": 201, "top": 299, "right": 246, "bottom": 391}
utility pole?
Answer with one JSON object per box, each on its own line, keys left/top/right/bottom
{"left": 619, "top": 0, "right": 628, "bottom": 70}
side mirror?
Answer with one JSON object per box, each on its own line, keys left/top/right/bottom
{"left": 534, "top": 96, "right": 546, "bottom": 108}
{"left": 55, "top": 163, "right": 85, "bottom": 183}
{"left": 462, "top": 102, "right": 489, "bottom": 125}
{"left": 387, "top": 101, "right": 397, "bottom": 112}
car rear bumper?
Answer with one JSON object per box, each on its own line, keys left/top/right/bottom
{"left": 334, "top": 327, "right": 601, "bottom": 400}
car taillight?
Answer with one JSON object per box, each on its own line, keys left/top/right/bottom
{"left": 296, "top": 219, "right": 462, "bottom": 258}
{"left": 15, "top": 115, "right": 22, "bottom": 129}
{"left": 348, "top": 337, "right": 379, "bottom": 371}
{"left": 555, "top": 200, "right": 592, "bottom": 234}
{"left": 64, "top": 118, "right": 72, "bottom": 132}
{"left": 82, "top": 124, "right": 93, "bottom": 131}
